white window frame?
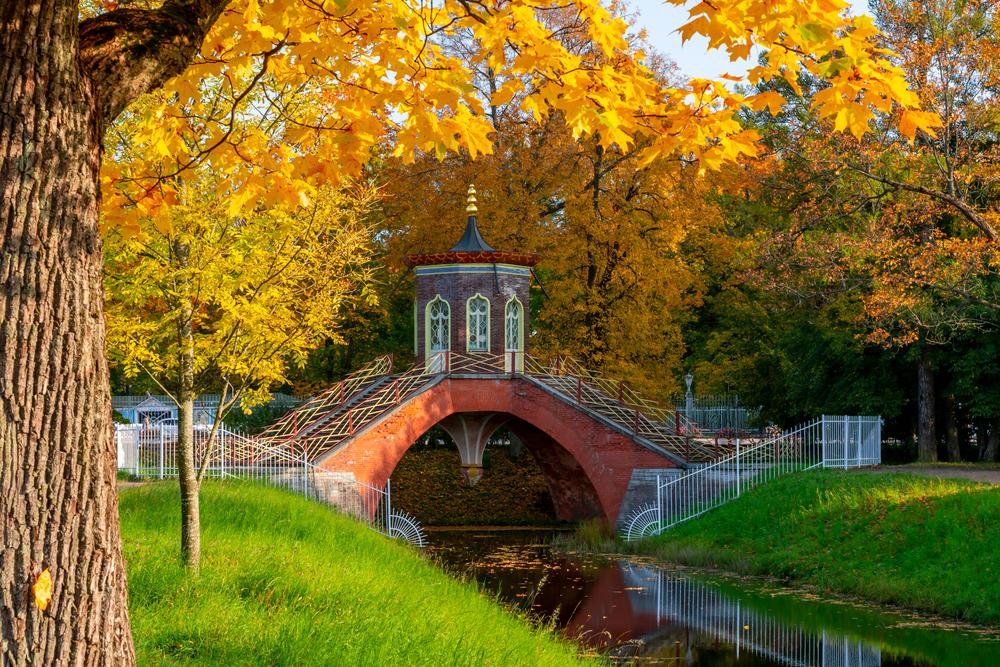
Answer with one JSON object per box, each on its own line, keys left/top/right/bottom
{"left": 425, "top": 296, "right": 451, "bottom": 360}
{"left": 504, "top": 296, "right": 524, "bottom": 371}
{"left": 465, "top": 293, "right": 490, "bottom": 352}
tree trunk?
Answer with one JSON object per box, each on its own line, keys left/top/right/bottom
{"left": 917, "top": 346, "right": 937, "bottom": 462}
{"left": 174, "top": 239, "right": 201, "bottom": 570}
{"left": 944, "top": 395, "right": 962, "bottom": 462}
{"left": 984, "top": 417, "right": 1000, "bottom": 463}
{"left": 0, "top": 2, "right": 134, "bottom": 663}
{"left": 177, "top": 392, "right": 201, "bottom": 570}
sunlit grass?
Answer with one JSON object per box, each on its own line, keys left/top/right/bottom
{"left": 120, "top": 481, "right": 586, "bottom": 665}
{"left": 644, "top": 470, "right": 1000, "bottom": 625}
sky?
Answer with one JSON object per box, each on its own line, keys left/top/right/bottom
{"left": 629, "top": 0, "right": 874, "bottom": 80}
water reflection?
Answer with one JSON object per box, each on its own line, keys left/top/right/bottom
{"left": 615, "top": 563, "right": 881, "bottom": 665}
{"left": 425, "top": 530, "right": 1000, "bottom": 667}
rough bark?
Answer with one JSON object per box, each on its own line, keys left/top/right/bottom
{"left": 1, "top": 1, "right": 228, "bottom": 663}
{"left": 0, "top": 2, "right": 134, "bottom": 662}
{"left": 943, "top": 395, "right": 962, "bottom": 462}
{"left": 984, "top": 417, "right": 1000, "bottom": 463}
{"left": 916, "top": 346, "right": 938, "bottom": 462}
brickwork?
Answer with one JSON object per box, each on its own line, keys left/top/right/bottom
{"left": 316, "top": 377, "right": 679, "bottom": 524}
{"left": 414, "top": 267, "right": 531, "bottom": 359}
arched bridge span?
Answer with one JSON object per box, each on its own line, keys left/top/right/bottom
{"left": 264, "top": 354, "right": 713, "bottom": 526}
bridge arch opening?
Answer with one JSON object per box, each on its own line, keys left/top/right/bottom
{"left": 314, "top": 376, "right": 679, "bottom": 526}
{"left": 361, "top": 409, "right": 605, "bottom": 525}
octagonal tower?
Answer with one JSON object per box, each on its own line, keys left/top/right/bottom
{"left": 405, "top": 185, "right": 539, "bottom": 371}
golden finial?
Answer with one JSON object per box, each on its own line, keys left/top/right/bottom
{"left": 466, "top": 184, "right": 478, "bottom": 213}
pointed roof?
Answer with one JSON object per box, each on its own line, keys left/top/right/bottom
{"left": 449, "top": 185, "right": 495, "bottom": 252}
{"left": 404, "top": 183, "right": 539, "bottom": 268}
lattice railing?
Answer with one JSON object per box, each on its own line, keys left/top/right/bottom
{"left": 269, "top": 351, "right": 725, "bottom": 465}
{"left": 523, "top": 356, "right": 719, "bottom": 462}
{"left": 295, "top": 356, "right": 444, "bottom": 458}
{"left": 260, "top": 355, "right": 394, "bottom": 441}
{"left": 538, "top": 356, "right": 702, "bottom": 434}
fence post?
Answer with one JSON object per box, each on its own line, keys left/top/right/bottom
{"left": 675, "top": 411, "right": 680, "bottom": 436}
{"left": 735, "top": 438, "right": 741, "bottom": 498}
{"left": 576, "top": 377, "right": 582, "bottom": 403}
{"left": 820, "top": 415, "right": 826, "bottom": 467}
{"left": 394, "top": 378, "right": 400, "bottom": 404}
{"left": 857, "top": 417, "right": 862, "bottom": 467}
{"left": 339, "top": 380, "right": 345, "bottom": 403}
{"left": 386, "top": 477, "right": 392, "bottom": 534}
{"left": 877, "top": 418, "right": 883, "bottom": 465}
{"left": 843, "top": 415, "right": 849, "bottom": 470}
{"left": 220, "top": 430, "right": 227, "bottom": 478}
{"left": 158, "top": 428, "right": 165, "bottom": 480}
{"left": 656, "top": 473, "right": 662, "bottom": 532}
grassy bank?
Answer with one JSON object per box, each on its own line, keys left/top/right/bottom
{"left": 642, "top": 470, "right": 1000, "bottom": 625}
{"left": 120, "top": 482, "right": 583, "bottom": 665}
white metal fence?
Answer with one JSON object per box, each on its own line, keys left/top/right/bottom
{"left": 622, "top": 563, "right": 882, "bottom": 666}
{"left": 115, "top": 421, "right": 426, "bottom": 546}
{"left": 672, "top": 393, "right": 757, "bottom": 434}
{"left": 626, "top": 415, "right": 881, "bottom": 539}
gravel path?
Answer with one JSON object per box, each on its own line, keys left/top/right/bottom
{"left": 867, "top": 465, "right": 1000, "bottom": 485}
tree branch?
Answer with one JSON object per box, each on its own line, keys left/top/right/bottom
{"left": 847, "top": 163, "right": 997, "bottom": 241}
{"left": 79, "top": 0, "right": 231, "bottom": 127}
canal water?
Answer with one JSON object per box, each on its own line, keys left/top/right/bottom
{"left": 425, "top": 529, "right": 1000, "bottom": 666}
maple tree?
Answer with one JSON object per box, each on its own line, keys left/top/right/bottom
{"left": 686, "top": 0, "right": 999, "bottom": 462}
{"left": 382, "top": 127, "right": 717, "bottom": 397}
{"left": 104, "top": 178, "right": 376, "bottom": 569}
{"left": 1, "top": 0, "right": 940, "bottom": 661}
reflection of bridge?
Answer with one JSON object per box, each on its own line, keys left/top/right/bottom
{"left": 619, "top": 564, "right": 882, "bottom": 666}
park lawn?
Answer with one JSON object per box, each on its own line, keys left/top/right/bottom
{"left": 642, "top": 470, "right": 1000, "bottom": 626}
{"left": 119, "top": 482, "right": 585, "bottom": 666}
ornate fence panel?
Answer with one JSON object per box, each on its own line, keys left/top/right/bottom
{"left": 626, "top": 415, "right": 882, "bottom": 539}
{"left": 672, "top": 393, "right": 757, "bottom": 434}
{"left": 115, "top": 421, "right": 426, "bottom": 546}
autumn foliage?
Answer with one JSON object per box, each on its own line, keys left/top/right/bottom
{"left": 98, "top": 0, "right": 940, "bottom": 234}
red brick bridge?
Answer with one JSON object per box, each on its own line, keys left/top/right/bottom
{"left": 262, "top": 187, "right": 725, "bottom": 526}
{"left": 262, "top": 352, "right": 719, "bottom": 526}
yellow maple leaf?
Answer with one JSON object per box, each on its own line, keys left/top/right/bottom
{"left": 33, "top": 568, "right": 52, "bottom": 611}
{"left": 745, "top": 91, "right": 786, "bottom": 116}
{"left": 898, "top": 109, "right": 942, "bottom": 142}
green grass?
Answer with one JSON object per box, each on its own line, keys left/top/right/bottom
{"left": 643, "top": 470, "right": 1000, "bottom": 625}
{"left": 120, "top": 482, "right": 585, "bottom": 665}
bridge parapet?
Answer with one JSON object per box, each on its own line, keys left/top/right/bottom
{"left": 262, "top": 351, "right": 720, "bottom": 466}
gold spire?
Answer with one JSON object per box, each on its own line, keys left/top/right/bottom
{"left": 466, "top": 184, "right": 478, "bottom": 213}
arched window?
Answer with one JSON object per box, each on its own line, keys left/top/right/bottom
{"left": 426, "top": 296, "right": 450, "bottom": 356}
{"left": 505, "top": 297, "right": 523, "bottom": 353}
{"left": 466, "top": 294, "right": 490, "bottom": 352}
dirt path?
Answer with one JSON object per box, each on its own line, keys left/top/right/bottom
{"left": 867, "top": 465, "right": 1000, "bottom": 485}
